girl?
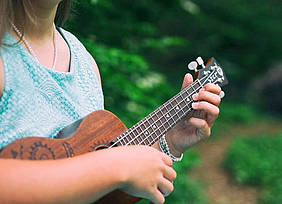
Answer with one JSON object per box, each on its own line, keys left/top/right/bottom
{"left": 0, "top": 0, "right": 221, "bottom": 203}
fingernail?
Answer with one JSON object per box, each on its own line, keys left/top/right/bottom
{"left": 192, "top": 102, "right": 198, "bottom": 109}
{"left": 192, "top": 93, "right": 198, "bottom": 100}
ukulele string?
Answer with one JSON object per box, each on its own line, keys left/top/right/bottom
{"left": 125, "top": 68, "right": 218, "bottom": 147}
{"left": 109, "top": 68, "right": 217, "bottom": 148}
{"left": 109, "top": 70, "right": 215, "bottom": 148}
{"left": 134, "top": 72, "right": 214, "bottom": 147}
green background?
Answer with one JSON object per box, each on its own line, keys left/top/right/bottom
{"left": 66, "top": 0, "right": 282, "bottom": 203}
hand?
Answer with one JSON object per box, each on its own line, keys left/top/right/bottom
{"left": 116, "top": 145, "right": 177, "bottom": 204}
{"left": 165, "top": 73, "right": 221, "bottom": 156}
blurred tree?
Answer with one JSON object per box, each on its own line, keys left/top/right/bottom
{"left": 67, "top": 0, "right": 282, "bottom": 102}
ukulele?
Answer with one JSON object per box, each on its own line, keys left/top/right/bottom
{"left": 0, "top": 57, "right": 228, "bottom": 204}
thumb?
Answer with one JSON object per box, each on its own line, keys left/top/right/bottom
{"left": 181, "top": 73, "right": 194, "bottom": 90}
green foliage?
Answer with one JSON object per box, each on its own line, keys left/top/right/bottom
{"left": 67, "top": 0, "right": 282, "bottom": 102}
{"left": 64, "top": 1, "right": 282, "bottom": 203}
{"left": 81, "top": 37, "right": 174, "bottom": 127}
{"left": 165, "top": 150, "right": 206, "bottom": 204}
{"left": 223, "top": 133, "right": 282, "bottom": 203}
{"left": 218, "top": 103, "right": 260, "bottom": 124}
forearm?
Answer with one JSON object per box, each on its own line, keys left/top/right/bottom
{"left": 0, "top": 149, "right": 122, "bottom": 204}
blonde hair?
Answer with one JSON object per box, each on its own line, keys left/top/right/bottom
{"left": 0, "top": 0, "right": 72, "bottom": 46}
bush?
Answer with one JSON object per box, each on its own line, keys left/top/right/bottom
{"left": 223, "top": 133, "right": 282, "bottom": 203}
{"left": 81, "top": 38, "right": 174, "bottom": 127}
{"left": 218, "top": 103, "right": 260, "bottom": 124}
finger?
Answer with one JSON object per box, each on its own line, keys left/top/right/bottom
{"left": 181, "top": 73, "right": 193, "bottom": 89}
{"left": 161, "top": 152, "right": 173, "bottom": 167}
{"left": 188, "top": 117, "right": 210, "bottom": 138}
{"left": 158, "top": 178, "right": 174, "bottom": 197}
{"left": 163, "top": 166, "right": 177, "bottom": 182}
{"left": 203, "top": 83, "right": 221, "bottom": 95}
{"left": 192, "top": 101, "right": 220, "bottom": 124}
{"left": 192, "top": 90, "right": 221, "bottom": 106}
{"left": 150, "top": 189, "right": 165, "bottom": 204}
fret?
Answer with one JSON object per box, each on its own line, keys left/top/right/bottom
{"left": 171, "top": 98, "right": 178, "bottom": 107}
{"left": 117, "top": 134, "right": 126, "bottom": 146}
{"left": 170, "top": 111, "right": 177, "bottom": 123}
{"left": 164, "top": 121, "right": 170, "bottom": 131}
{"left": 150, "top": 132, "right": 156, "bottom": 143}
{"left": 168, "top": 118, "right": 174, "bottom": 126}
{"left": 155, "top": 128, "right": 161, "bottom": 136}
{"left": 196, "top": 79, "right": 204, "bottom": 88}
{"left": 119, "top": 73, "right": 215, "bottom": 147}
{"left": 192, "top": 81, "right": 200, "bottom": 91}
{"left": 175, "top": 95, "right": 183, "bottom": 104}
{"left": 156, "top": 110, "right": 163, "bottom": 119}
{"left": 141, "top": 123, "right": 146, "bottom": 130}
{"left": 162, "top": 105, "right": 168, "bottom": 114}
{"left": 132, "top": 129, "right": 142, "bottom": 144}
{"left": 173, "top": 113, "right": 179, "bottom": 122}
{"left": 177, "top": 108, "right": 185, "bottom": 118}
{"left": 159, "top": 107, "right": 167, "bottom": 124}
{"left": 148, "top": 117, "right": 154, "bottom": 125}
{"left": 170, "top": 107, "right": 176, "bottom": 116}
{"left": 164, "top": 104, "right": 171, "bottom": 120}
{"left": 186, "top": 86, "right": 194, "bottom": 95}
{"left": 147, "top": 126, "right": 153, "bottom": 135}
{"left": 127, "top": 131, "right": 137, "bottom": 145}
{"left": 182, "top": 90, "right": 188, "bottom": 98}
{"left": 179, "top": 100, "right": 186, "bottom": 109}
{"left": 152, "top": 113, "right": 158, "bottom": 122}
{"left": 183, "top": 104, "right": 190, "bottom": 113}
{"left": 143, "top": 135, "right": 151, "bottom": 146}
{"left": 166, "top": 102, "right": 173, "bottom": 111}
{"left": 190, "top": 83, "right": 196, "bottom": 91}
{"left": 144, "top": 120, "right": 150, "bottom": 128}
{"left": 122, "top": 132, "right": 130, "bottom": 144}
{"left": 136, "top": 126, "right": 143, "bottom": 134}
{"left": 160, "top": 124, "right": 165, "bottom": 132}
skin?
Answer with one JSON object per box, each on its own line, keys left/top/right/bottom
{"left": 0, "top": 0, "right": 221, "bottom": 203}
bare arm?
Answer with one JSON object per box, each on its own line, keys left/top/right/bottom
{"left": 0, "top": 146, "right": 176, "bottom": 204}
{"left": 0, "top": 148, "right": 122, "bottom": 204}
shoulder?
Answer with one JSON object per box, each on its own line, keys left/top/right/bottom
{"left": 59, "top": 27, "right": 102, "bottom": 85}
{"left": 0, "top": 57, "right": 4, "bottom": 97}
{"left": 58, "top": 28, "right": 85, "bottom": 50}
{"left": 87, "top": 53, "right": 101, "bottom": 85}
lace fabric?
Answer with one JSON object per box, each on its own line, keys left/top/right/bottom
{"left": 0, "top": 28, "right": 104, "bottom": 149}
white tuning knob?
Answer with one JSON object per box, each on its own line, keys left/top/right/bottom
{"left": 219, "top": 91, "right": 225, "bottom": 99}
{"left": 188, "top": 61, "right": 198, "bottom": 71}
{"left": 196, "top": 56, "right": 205, "bottom": 68}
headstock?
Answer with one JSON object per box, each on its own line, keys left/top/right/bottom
{"left": 188, "top": 57, "right": 228, "bottom": 87}
{"left": 188, "top": 57, "right": 228, "bottom": 97}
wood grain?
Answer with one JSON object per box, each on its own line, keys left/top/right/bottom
{"left": 0, "top": 110, "right": 141, "bottom": 204}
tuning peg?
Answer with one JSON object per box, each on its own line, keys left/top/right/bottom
{"left": 188, "top": 61, "right": 198, "bottom": 71}
{"left": 219, "top": 91, "right": 225, "bottom": 99}
{"left": 196, "top": 56, "right": 205, "bottom": 69}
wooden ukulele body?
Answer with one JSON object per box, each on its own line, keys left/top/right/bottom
{"left": 0, "top": 110, "right": 141, "bottom": 204}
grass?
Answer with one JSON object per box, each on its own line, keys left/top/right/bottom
{"left": 223, "top": 133, "right": 282, "bottom": 204}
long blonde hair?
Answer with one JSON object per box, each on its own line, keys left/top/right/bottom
{"left": 0, "top": 0, "right": 72, "bottom": 46}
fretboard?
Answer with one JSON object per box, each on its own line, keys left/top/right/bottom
{"left": 114, "top": 78, "right": 206, "bottom": 147}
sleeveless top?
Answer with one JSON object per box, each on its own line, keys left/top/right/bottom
{"left": 0, "top": 28, "right": 104, "bottom": 150}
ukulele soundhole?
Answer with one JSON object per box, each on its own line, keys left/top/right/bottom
{"left": 90, "top": 141, "right": 118, "bottom": 151}
{"left": 29, "top": 141, "right": 55, "bottom": 160}
{"left": 90, "top": 144, "right": 109, "bottom": 151}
